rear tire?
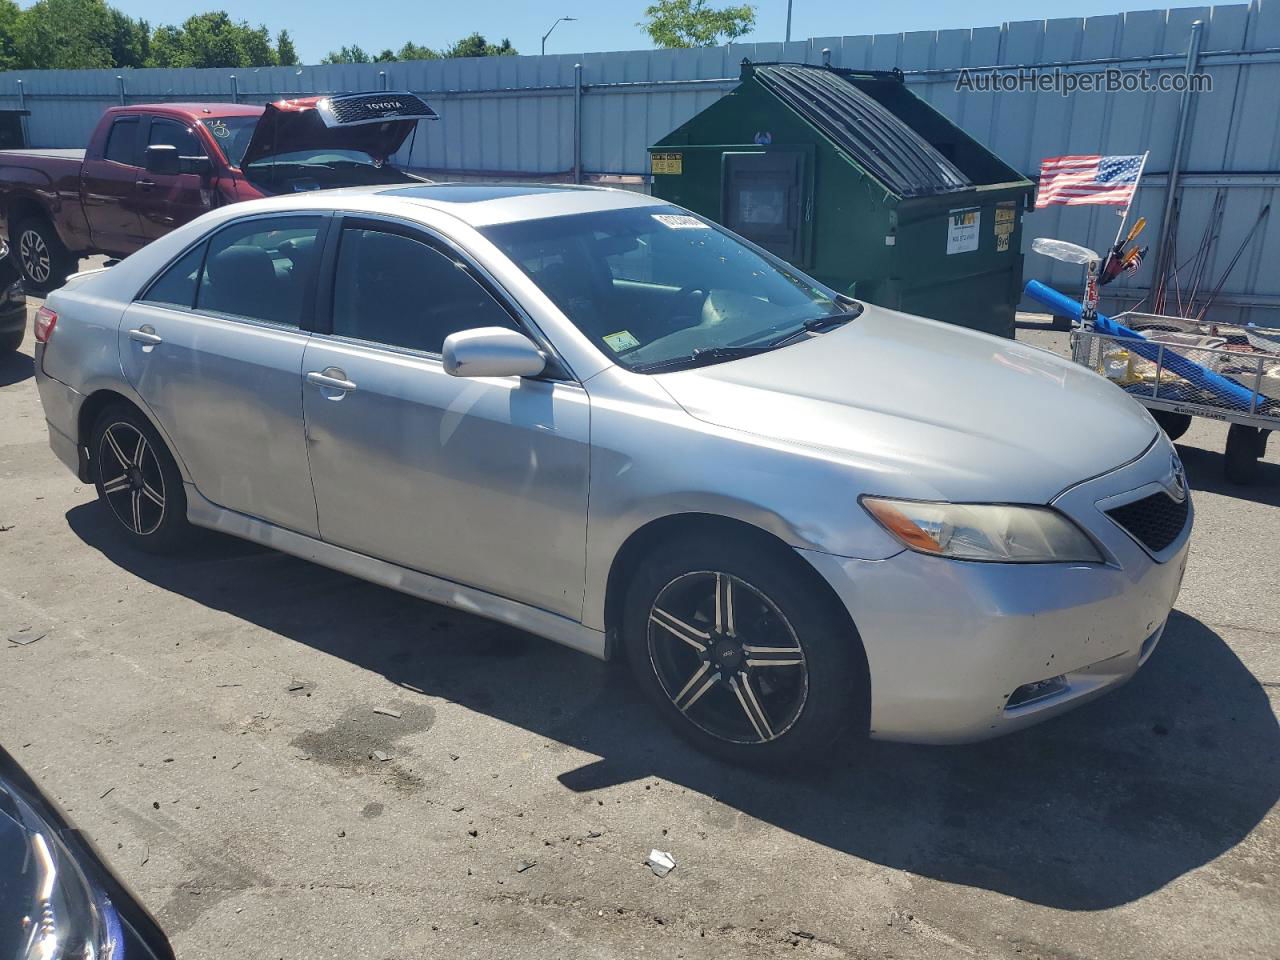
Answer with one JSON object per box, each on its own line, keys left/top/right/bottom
{"left": 90, "top": 404, "right": 191, "bottom": 553}
{"left": 622, "top": 531, "right": 866, "bottom": 767}
{"left": 1151, "top": 410, "right": 1191, "bottom": 443}
{"left": 14, "top": 217, "right": 75, "bottom": 293}
{"left": 1224, "top": 424, "right": 1268, "bottom": 485}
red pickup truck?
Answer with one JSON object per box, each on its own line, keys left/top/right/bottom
{"left": 0, "top": 91, "right": 436, "bottom": 290}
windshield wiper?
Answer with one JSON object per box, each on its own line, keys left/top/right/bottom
{"left": 630, "top": 345, "right": 773, "bottom": 374}
{"left": 767, "top": 301, "right": 865, "bottom": 348}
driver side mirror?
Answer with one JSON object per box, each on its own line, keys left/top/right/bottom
{"left": 143, "top": 144, "right": 180, "bottom": 175}
{"left": 442, "top": 327, "right": 547, "bottom": 379}
{"left": 144, "top": 144, "right": 211, "bottom": 177}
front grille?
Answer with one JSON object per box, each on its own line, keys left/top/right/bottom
{"left": 1106, "top": 491, "right": 1189, "bottom": 553}
{"left": 324, "top": 92, "right": 436, "bottom": 125}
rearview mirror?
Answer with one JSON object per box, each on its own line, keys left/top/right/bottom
{"left": 143, "top": 144, "right": 180, "bottom": 175}
{"left": 442, "top": 327, "right": 546, "bottom": 379}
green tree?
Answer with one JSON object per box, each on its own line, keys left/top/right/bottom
{"left": 16, "top": 0, "right": 118, "bottom": 69}
{"left": 443, "top": 32, "right": 516, "bottom": 58}
{"left": 639, "top": 0, "right": 755, "bottom": 48}
{"left": 107, "top": 7, "right": 149, "bottom": 67}
{"left": 373, "top": 48, "right": 396, "bottom": 62}
{"left": 320, "top": 44, "right": 370, "bottom": 64}
{"left": 0, "top": 0, "right": 22, "bottom": 72}
{"left": 275, "top": 28, "right": 298, "bottom": 66}
{"left": 147, "top": 11, "right": 278, "bottom": 68}
{"left": 397, "top": 41, "right": 438, "bottom": 61}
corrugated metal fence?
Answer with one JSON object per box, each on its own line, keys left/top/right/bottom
{"left": 0, "top": 1, "right": 1277, "bottom": 323}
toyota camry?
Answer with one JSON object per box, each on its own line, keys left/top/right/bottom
{"left": 32, "top": 184, "right": 1192, "bottom": 764}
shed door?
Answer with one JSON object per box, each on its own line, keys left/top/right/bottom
{"left": 721, "top": 151, "right": 806, "bottom": 262}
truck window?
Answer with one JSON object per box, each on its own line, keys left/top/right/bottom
{"left": 148, "top": 118, "right": 204, "bottom": 158}
{"left": 103, "top": 116, "right": 141, "bottom": 166}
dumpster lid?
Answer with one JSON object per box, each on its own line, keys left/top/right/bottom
{"left": 751, "top": 63, "right": 971, "bottom": 198}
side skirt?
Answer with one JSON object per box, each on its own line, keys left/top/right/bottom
{"left": 185, "top": 486, "right": 608, "bottom": 660}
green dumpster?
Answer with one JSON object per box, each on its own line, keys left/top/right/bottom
{"left": 649, "top": 61, "right": 1034, "bottom": 337}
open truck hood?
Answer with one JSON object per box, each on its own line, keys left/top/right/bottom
{"left": 240, "top": 91, "right": 438, "bottom": 168}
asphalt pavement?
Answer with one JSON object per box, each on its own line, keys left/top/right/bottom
{"left": 1, "top": 307, "right": 1277, "bottom": 960}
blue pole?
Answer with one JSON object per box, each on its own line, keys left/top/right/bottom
{"left": 1023, "top": 280, "right": 1256, "bottom": 409}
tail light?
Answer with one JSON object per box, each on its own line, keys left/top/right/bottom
{"left": 34, "top": 306, "right": 57, "bottom": 343}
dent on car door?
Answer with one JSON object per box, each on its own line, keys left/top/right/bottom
{"left": 301, "top": 221, "right": 590, "bottom": 618}
{"left": 119, "top": 214, "right": 327, "bottom": 535}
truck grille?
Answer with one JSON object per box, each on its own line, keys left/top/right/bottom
{"left": 324, "top": 92, "right": 437, "bottom": 125}
{"left": 1105, "top": 491, "right": 1189, "bottom": 553}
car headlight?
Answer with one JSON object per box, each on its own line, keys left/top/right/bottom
{"left": 861, "top": 497, "right": 1103, "bottom": 563}
{"left": 0, "top": 783, "right": 123, "bottom": 960}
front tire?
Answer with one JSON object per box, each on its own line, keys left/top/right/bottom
{"left": 622, "top": 532, "right": 866, "bottom": 766}
{"left": 1224, "top": 424, "right": 1269, "bottom": 485}
{"left": 90, "top": 404, "right": 191, "bottom": 553}
{"left": 0, "top": 326, "right": 21, "bottom": 354}
{"left": 15, "top": 217, "right": 75, "bottom": 293}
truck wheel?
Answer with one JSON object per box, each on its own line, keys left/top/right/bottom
{"left": 1151, "top": 410, "right": 1191, "bottom": 443}
{"left": 15, "top": 218, "right": 75, "bottom": 293}
{"left": 1224, "top": 424, "right": 1268, "bottom": 485}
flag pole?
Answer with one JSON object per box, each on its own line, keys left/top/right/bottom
{"left": 1112, "top": 150, "right": 1150, "bottom": 249}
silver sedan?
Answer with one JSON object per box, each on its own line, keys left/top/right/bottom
{"left": 32, "top": 184, "right": 1191, "bottom": 764}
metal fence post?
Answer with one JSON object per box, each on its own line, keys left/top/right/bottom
{"left": 1153, "top": 19, "right": 1204, "bottom": 291}
{"left": 573, "top": 63, "right": 582, "bottom": 184}
{"left": 15, "top": 79, "right": 27, "bottom": 147}
{"left": 116, "top": 75, "right": 126, "bottom": 105}
{"left": 379, "top": 70, "right": 388, "bottom": 91}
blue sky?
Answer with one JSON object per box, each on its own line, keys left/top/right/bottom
{"left": 79, "top": 0, "right": 1216, "bottom": 63}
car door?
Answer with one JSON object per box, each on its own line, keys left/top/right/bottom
{"left": 138, "top": 116, "right": 214, "bottom": 240}
{"left": 301, "top": 217, "right": 590, "bottom": 618}
{"left": 79, "top": 115, "right": 147, "bottom": 254}
{"left": 119, "top": 213, "right": 327, "bottom": 536}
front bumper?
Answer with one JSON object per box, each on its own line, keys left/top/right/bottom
{"left": 802, "top": 436, "right": 1192, "bottom": 744}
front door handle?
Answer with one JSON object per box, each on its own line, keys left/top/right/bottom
{"left": 128, "top": 326, "right": 163, "bottom": 345}
{"left": 306, "top": 369, "right": 357, "bottom": 392}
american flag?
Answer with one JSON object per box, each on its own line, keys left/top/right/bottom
{"left": 1035, "top": 155, "right": 1144, "bottom": 208}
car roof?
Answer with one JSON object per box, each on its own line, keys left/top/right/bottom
{"left": 105, "top": 102, "right": 265, "bottom": 120}
{"left": 223, "top": 182, "right": 670, "bottom": 227}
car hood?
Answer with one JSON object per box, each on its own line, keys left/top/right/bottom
{"left": 653, "top": 304, "right": 1157, "bottom": 504}
{"left": 241, "top": 92, "right": 437, "bottom": 168}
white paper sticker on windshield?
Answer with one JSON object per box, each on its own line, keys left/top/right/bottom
{"left": 652, "top": 214, "right": 708, "bottom": 229}
{"left": 603, "top": 330, "right": 641, "bottom": 352}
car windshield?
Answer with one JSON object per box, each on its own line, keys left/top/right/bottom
{"left": 481, "top": 205, "right": 852, "bottom": 372}
{"left": 200, "top": 115, "right": 258, "bottom": 167}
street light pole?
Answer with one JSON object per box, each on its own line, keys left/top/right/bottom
{"left": 542, "top": 16, "right": 577, "bottom": 56}
{"left": 785, "top": 0, "right": 793, "bottom": 42}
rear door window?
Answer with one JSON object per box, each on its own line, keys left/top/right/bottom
{"left": 330, "top": 225, "right": 515, "bottom": 355}
{"left": 196, "top": 216, "right": 324, "bottom": 327}
{"left": 103, "top": 116, "right": 141, "bottom": 166}
{"left": 140, "top": 242, "right": 206, "bottom": 309}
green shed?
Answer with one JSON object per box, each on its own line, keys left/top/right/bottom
{"left": 649, "top": 61, "right": 1035, "bottom": 337}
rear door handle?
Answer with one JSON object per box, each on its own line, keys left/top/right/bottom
{"left": 128, "top": 327, "right": 163, "bottom": 345}
{"left": 137, "top": 179, "right": 156, "bottom": 191}
{"left": 306, "top": 370, "right": 357, "bottom": 392}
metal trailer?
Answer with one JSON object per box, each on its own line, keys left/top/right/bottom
{"left": 1070, "top": 313, "right": 1278, "bottom": 484}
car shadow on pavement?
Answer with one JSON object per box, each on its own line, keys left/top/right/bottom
{"left": 0, "top": 349, "right": 32, "bottom": 388}
{"left": 67, "top": 502, "right": 1280, "bottom": 913}
{"left": 1177, "top": 439, "right": 1280, "bottom": 507}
